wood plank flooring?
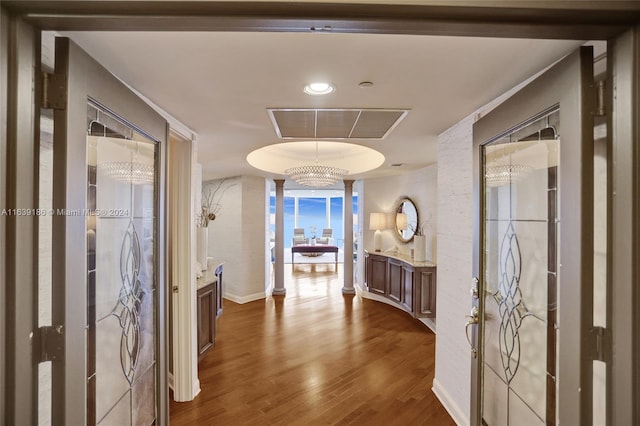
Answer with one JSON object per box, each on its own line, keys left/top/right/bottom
{"left": 169, "top": 263, "right": 454, "bottom": 425}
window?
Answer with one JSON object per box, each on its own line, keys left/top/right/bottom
{"left": 270, "top": 191, "right": 357, "bottom": 248}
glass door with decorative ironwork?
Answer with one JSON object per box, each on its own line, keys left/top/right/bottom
{"left": 47, "top": 37, "right": 168, "bottom": 425}
{"left": 470, "top": 46, "right": 602, "bottom": 425}
{"left": 87, "top": 103, "right": 158, "bottom": 425}
{"left": 481, "top": 110, "right": 560, "bottom": 425}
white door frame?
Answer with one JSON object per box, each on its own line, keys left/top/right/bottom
{"left": 168, "top": 129, "right": 201, "bottom": 401}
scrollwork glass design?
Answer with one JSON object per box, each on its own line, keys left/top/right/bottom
{"left": 106, "top": 220, "right": 145, "bottom": 384}
{"left": 493, "top": 221, "right": 531, "bottom": 384}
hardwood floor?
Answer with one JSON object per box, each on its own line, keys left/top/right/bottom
{"left": 169, "top": 263, "right": 454, "bottom": 425}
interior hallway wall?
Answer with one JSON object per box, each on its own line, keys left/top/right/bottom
{"left": 205, "top": 175, "right": 268, "bottom": 303}
{"left": 362, "top": 165, "right": 437, "bottom": 257}
{"left": 433, "top": 68, "right": 546, "bottom": 425}
{"left": 360, "top": 165, "right": 437, "bottom": 288}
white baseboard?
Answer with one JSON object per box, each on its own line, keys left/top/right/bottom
{"left": 359, "top": 286, "right": 399, "bottom": 307}
{"left": 192, "top": 378, "right": 201, "bottom": 400}
{"left": 224, "top": 290, "right": 266, "bottom": 304}
{"left": 169, "top": 373, "right": 200, "bottom": 402}
{"left": 359, "top": 287, "right": 436, "bottom": 333}
{"left": 432, "top": 378, "right": 469, "bottom": 426}
{"left": 419, "top": 317, "right": 436, "bottom": 333}
{"left": 264, "top": 280, "right": 273, "bottom": 297}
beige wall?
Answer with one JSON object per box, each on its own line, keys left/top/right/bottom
{"left": 362, "top": 165, "right": 437, "bottom": 258}
{"left": 433, "top": 65, "right": 548, "bottom": 425}
{"left": 360, "top": 165, "right": 438, "bottom": 292}
{"left": 206, "top": 175, "right": 269, "bottom": 303}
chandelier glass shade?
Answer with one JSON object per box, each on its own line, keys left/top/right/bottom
{"left": 485, "top": 164, "right": 533, "bottom": 187}
{"left": 100, "top": 160, "right": 155, "bottom": 185}
{"left": 246, "top": 140, "right": 385, "bottom": 187}
{"left": 284, "top": 141, "right": 349, "bottom": 187}
{"left": 284, "top": 163, "right": 349, "bottom": 187}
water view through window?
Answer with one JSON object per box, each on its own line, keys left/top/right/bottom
{"left": 269, "top": 192, "right": 358, "bottom": 249}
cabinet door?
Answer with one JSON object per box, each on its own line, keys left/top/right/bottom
{"left": 401, "top": 264, "right": 414, "bottom": 313}
{"left": 369, "top": 255, "right": 387, "bottom": 295}
{"left": 197, "top": 285, "right": 215, "bottom": 360}
{"left": 365, "top": 253, "right": 372, "bottom": 290}
{"left": 388, "top": 259, "right": 403, "bottom": 303}
{"left": 418, "top": 269, "right": 436, "bottom": 318}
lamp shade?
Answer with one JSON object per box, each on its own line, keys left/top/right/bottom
{"left": 369, "top": 212, "right": 386, "bottom": 231}
{"left": 396, "top": 213, "right": 408, "bottom": 230}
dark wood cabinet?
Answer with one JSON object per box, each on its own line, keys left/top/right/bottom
{"left": 197, "top": 283, "right": 216, "bottom": 361}
{"left": 367, "top": 254, "right": 387, "bottom": 296}
{"left": 401, "top": 263, "right": 414, "bottom": 313}
{"left": 417, "top": 269, "right": 437, "bottom": 317}
{"left": 388, "top": 259, "right": 403, "bottom": 303}
{"left": 364, "top": 250, "right": 436, "bottom": 319}
{"left": 197, "top": 265, "right": 223, "bottom": 362}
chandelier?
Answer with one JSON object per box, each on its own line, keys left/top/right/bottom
{"left": 284, "top": 142, "right": 348, "bottom": 187}
{"left": 285, "top": 164, "right": 348, "bottom": 187}
{"left": 485, "top": 164, "right": 533, "bottom": 187}
{"left": 100, "top": 161, "right": 155, "bottom": 185}
{"left": 246, "top": 140, "right": 384, "bottom": 185}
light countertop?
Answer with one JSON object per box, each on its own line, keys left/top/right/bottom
{"left": 196, "top": 268, "right": 218, "bottom": 290}
{"left": 364, "top": 249, "right": 436, "bottom": 268}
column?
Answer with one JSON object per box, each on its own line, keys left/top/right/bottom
{"left": 342, "top": 179, "right": 355, "bottom": 294}
{"left": 272, "top": 179, "right": 286, "bottom": 295}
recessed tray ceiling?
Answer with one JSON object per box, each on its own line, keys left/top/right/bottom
{"left": 268, "top": 108, "right": 409, "bottom": 140}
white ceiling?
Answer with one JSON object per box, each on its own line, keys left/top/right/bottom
{"left": 60, "top": 30, "right": 584, "bottom": 183}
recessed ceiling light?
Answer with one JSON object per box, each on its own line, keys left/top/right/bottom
{"left": 304, "top": 82, "right": 335, "bottom": 96}
{"left": 359, "top": 81, "right": 374, "bottom": 88}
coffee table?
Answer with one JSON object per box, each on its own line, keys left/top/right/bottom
{"left": 291, "top": 245, "right": 339, "bottom": 264}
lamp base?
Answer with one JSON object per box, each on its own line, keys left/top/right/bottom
{"left": 373, "top": 229, "right": 382, "bottom": 252}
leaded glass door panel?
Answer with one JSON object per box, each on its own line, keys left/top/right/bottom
{"left": 471, "top": 47, "right": 598, "bottom": 425}
{"left": 50, "top": 37, "right": 168, "bottom": 425}
{"left": 482, "top": 111, "right": 559, "bottom": 425}
{"left": 87, "top": 104, "right": 158, "bottom": 425}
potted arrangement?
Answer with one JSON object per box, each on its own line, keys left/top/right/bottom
{"left": 412, "top": 222, "right": 428, "bottom": 262}
{"left": 410, "top": 211, "right": 432, "bottom": 262}
{"left": 197, "top": 179, "right": 234, "bottom": 269}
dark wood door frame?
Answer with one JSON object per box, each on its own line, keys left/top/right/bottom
{"left": 2, "top": 2, "right": 638, "bottom": 425}
{"left": 2, "top": 1, "right": 639, "bottom": 39}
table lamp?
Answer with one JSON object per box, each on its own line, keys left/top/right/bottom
{"left": 369, "top": 212, "right": 386, "bottom": 252}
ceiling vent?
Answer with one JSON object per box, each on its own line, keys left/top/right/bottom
{"left": 268, "top": 108, "right": 409, "bottom": 140}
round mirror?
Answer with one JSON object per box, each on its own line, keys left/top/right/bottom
{"left": 394, "top": 197, "right": 419, "bottom": 243}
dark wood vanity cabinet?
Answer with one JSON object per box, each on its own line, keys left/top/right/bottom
{"left": 365, "top": 251, "right": 436, "bottom": 319}
{"left": 196, "top": 265, "right": 223, "bottom": 362}
{"left": 388, "top": 259, "right": 403, "bottom": 303}
{"left": 417, "top": 268, "right": 437, "bottom": 317}
{"left": 197, "top": 282, "right": 216, "bottom": 361}
{"left": 366, "top": 254, "right": 387, "bottom": 296}
{"left": 402, "top": 263, "right": 414, "bottom": 313}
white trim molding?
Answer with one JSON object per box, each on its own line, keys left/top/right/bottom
{"left": 224, "top": 291, "right": 267, "bottom": 305}
{"left": 358, "top": 287, "right": 436, "bottom": 333}
{"left": 433, "top": 378, "right": 469, "bottom": 426}
{"left": 169, "top": 133, "right": 200, "bottom": 402}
